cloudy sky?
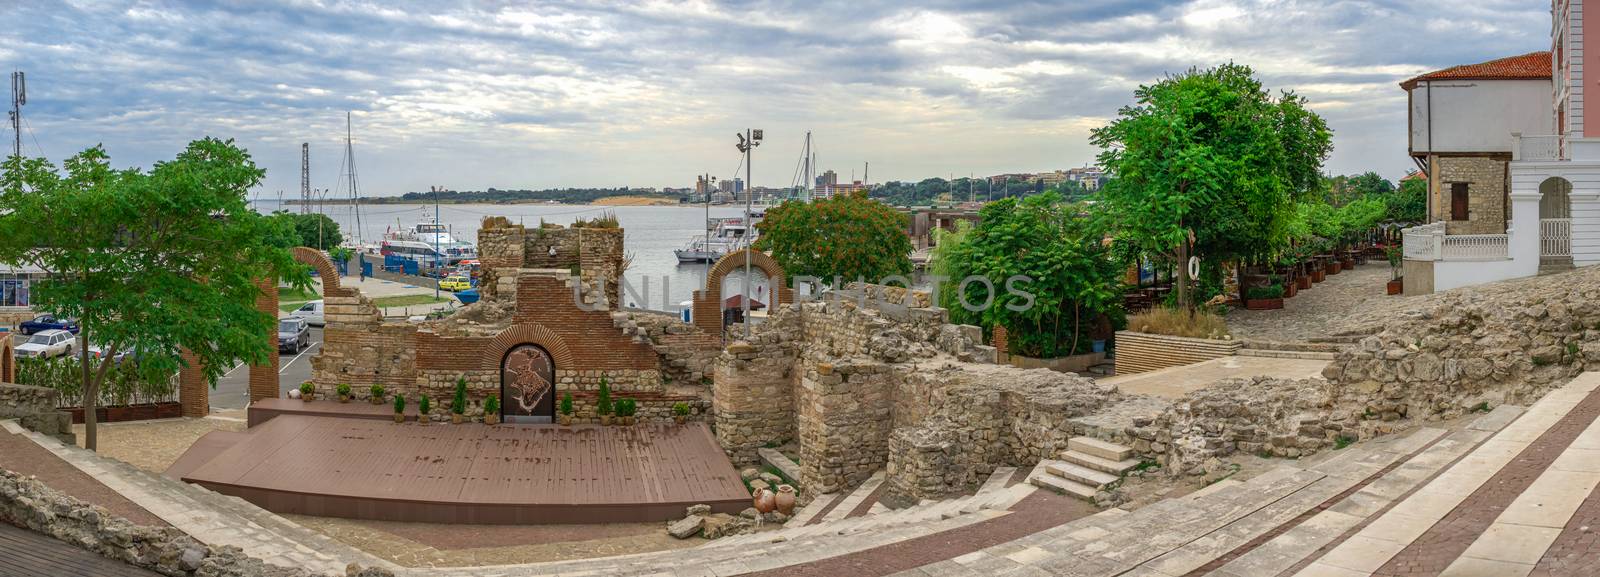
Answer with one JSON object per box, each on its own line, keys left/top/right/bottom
{"left": 1, "top": 0, "right": 1552, "bottom": 197}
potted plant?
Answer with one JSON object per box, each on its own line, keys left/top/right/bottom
{"left": 596, "top": 376, "right": 614, "bottom": 425}
{"left": 299, "top": 381, "right": 315, "bottom": 401}
{"left": 619, "top": 398, "right": 636, "bottom": 426}
{"left": 484, "top": 394, "right": 500, "bottom": 425}
{"left": 451, "top": 376, "right": 468, "bottom": 425}
{"left": 560, "top": 393, "right": 574, "bottom": 426}
{"left": 370, "top": 384, "right": 385, "bottom": 405}
{"left": 336, "top": 383, "right": 352, "bottom": 403}
{"left": 393, "top": 394, "right": 406, "bottom": 424}
{"left": 1244, "top": 284, "right": 1285, "bottom": 310}
{"left": 418, "top": 395, "right": 431, "bottom": 425}
{"left": 1386, "top": 244, "right": 1404, "bottom": 295}
{"left": 673, "top": 402, "right": 689, "bottom": 424}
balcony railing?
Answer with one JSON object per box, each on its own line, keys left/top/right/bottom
{"left": 1513, "top": 134, "right": 1563, "bottom": 161}
{"left": 1402, "top": 222, "right": 1444, "bottom": 260}
{"left": 1441, "top": 234, "right": 1509, "bottom": 260}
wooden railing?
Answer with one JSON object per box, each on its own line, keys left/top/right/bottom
{"left": 1542, "top": 218, "right": 1572, "bottom": 257}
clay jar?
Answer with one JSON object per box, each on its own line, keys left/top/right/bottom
{"left": 774, "top": 485, "right": 797, "bottom": 515}
{"left": 753, "top": 488, "right": 777, "bottom": 514}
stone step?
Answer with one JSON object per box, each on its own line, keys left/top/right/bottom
{"left": 1045, "top": 461, "right": 1120, "bottom": 489}
{"left": 1028, "top": 470, "right": 1098, "bottom": 500}
{"left": 822, "top": 469, "right": 885, "bottom": 522}
{"left": 1235, "top": 348, "right": 1337, "bottom": 360}
{"left": 785, "top": 491, "right": 839, "bottom": 527}
{"left": 1060, "top": 450, "right": 1142, "bottom": 475}
{"left": 1068, "top": 436, "right": 1133, "bottom": 461}
{"left": 977, "top": 466, "right": 1017, "bottom": 493}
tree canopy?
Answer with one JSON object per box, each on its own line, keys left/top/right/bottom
{"left": 1090, "top": 63, "right": 1333, "bottom": 310}
{"left": 935, "top": 192, "right": 1124, "bottom": 357}
{"left": 753, "top": 192, "right": 912, "bottom": 285}
{"left": 284, "top": 212, "right": 342, "bottom": 250}
{"left": 0, "top": 139, "right": 307, "bottom": 450}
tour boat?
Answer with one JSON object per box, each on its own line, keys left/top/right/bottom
{"left": 381, "top": 218, "right": 477, "bottom": 266}
{"left": 675, "top": 216, "right": 760, "bottom": 263}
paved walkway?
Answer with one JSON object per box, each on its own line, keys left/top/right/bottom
{"left": 1226, "top": 263, "right": 1411, "bottom": 344}
{"left": 1099, "top": 356, "right": 1330, "bottom": 398}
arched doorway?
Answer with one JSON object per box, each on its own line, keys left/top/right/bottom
{"left": 501, "top": 343, "right": 556, "bottom": 423}
{"left": 1540, "top": 177, "right": 1573, "bottom": 263}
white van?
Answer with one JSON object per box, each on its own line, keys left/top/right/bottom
{"left": 289, "top": 300, "right": 325, "bottom": 327}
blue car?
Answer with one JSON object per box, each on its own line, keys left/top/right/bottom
{"left": 19, "top": 314, "right": 79, "bottom": 335}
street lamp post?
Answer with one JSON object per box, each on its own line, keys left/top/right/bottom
{"left": 735, "top": 129, "right": 762, "bottom": 339}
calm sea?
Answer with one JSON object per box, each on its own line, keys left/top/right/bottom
{"left": 250, "top": 199, "right": 762, "bottom": 312}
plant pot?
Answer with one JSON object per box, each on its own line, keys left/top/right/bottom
{"left": 106, "top": 406, "right": 133, "bottom": 422}
{"left": 600, "top": 415, "right": 613, "bottom": 426}
{"left": 156, "top": 402, "right": 182, "bottom": 419}
{"left": 394, "top": 414, "right": 405, "bottom": 424}
{"left": 370, "top": 397, "right": 383, "bottom": 405}
{"left": 485, "top": 413, "right": 500, "bottom": 426}
{"left": 1284, "top": 283, "right": 1297, "bottom": 298}
{"left": 1296, "top": 276, "right": 1312, "bottom": 290}
{"left": 419, "top": 415, "right": 430, "bottom": 426}
{"left": 1091, "top": 339, "right": 1106, "bottom": 353}
{"left": 1340, "top": 258, "right": 1357, "bottom": 269}
{"left": 452, "top": 414, "right": 464, "bottom": 425}
{"left": 775, "top": 485, "right": 797, "bottom": 515}
{"left": 339, "top": 394, "right": 350, "bottom": 403}
{"left": 560, "top": 414, "right": 573, "bottom": 426}
{"left": 674, "top": 415, "right": 687, "bottom": 424}
{"left": 1387, "top": 278, "right": 1403, "bottom": 295}
{"left": 1244, "top": 298, "right": 1284, "bottom": 310}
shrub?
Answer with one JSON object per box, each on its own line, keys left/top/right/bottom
{"left": 370, "top": 384, "right": 385, "bottom": 400}
{"left": 1245, "top": 284, "right": 1285, "bottom": 300}
{"left": 560, "top": 392, "right": 574, "bottom": 416}
{"left": 299, "top": 382, "right": 315, "bottom": 397}
{"left": 419, "top": 395, "right": 431, "bottom": 415}
{"left": 393, "top": 394, "right": 405, "bottom": 414}
{"left": 451, "top": 376, "right": 468, "bottom": 415}
{"left": 336, "top": 383, "right": 351, "bottom": 396}
{"left": 596, "top": 376, "right": 614, "bottom": 416}
{"left": 484, "top": 394, "right": 499, "bottom": 415}
{"left": 1127, "top": 306, "right": 1229, "bottom": 339}
{"left": 617, "top": 398, "right": 636, "bottom": 417}
{"left": 673, "top": 402, "right": 690, "bottom": 416}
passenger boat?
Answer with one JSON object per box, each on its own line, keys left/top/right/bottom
{"left": 675, "top": 216, "right": 759, "bottom": 263}
{"left": 381, "top": 218, "right": 477, "bottom": 267}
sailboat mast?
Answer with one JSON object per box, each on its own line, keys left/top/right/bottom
{"left": 345, "top": 112, "right": 364, "bottom": 246}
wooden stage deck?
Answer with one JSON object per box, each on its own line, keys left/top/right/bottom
{"left": 172, "top": 415, "right": 751, "bottom": 524}
{"left": 246, "top": 397, "right": 416, "bottom": 428}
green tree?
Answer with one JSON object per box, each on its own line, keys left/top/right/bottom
{"left": 937, "top": 192, "right": 1123, "bottom": 357}
{"left": 754, "top": 192, "right": 912, "bottom": 286}
{"left": 1091, "top": 63, "right": 1332, "bottom": 311}
{"left": 1386, "top": 176, "right": 1427, "bottom": 224}
{"left": 0, "top": 139, "right": 307, "bottom": 450}
{"left": 283, "top": 212, "right": 342, "bottom": 250}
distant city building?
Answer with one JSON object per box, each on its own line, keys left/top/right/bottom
{"left": 816, "top": 170, "right": 839, "bottom": 190}
{"left": 816, "top": 180, "right": 868, "bottom": 200}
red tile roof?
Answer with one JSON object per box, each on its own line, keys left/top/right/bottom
{"left": 1400, "top": 51, "right": 1552, "bottom": 90}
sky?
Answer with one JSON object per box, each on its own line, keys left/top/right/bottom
{"left": 0, "top": 0, "right": 1553, "bottom": 197}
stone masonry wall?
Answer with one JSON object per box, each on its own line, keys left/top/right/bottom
{"left": 713, "top": 326, "right": 798, "bottom": 463}
{"left": 1436, "top": 156, "right": 1508, "bottom": 235}
{"left": 0, "top": 383, "right": 74, "bottom": 444}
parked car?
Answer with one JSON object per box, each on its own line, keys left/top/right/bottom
{"left": 278, "top": 318, "right": 311, "bottom": 353}
{"left": 439, "top": 275, "right": 473, "bottom": 292}
{"left": 19, "top": 314, "right": 79, "bottom": 335}
{"left": 86, "top": 343, "right": 136, "bottom": 364}
{"left": 288, "top": 300, "right": 325, "bottom": 327}
{"left": 16, "top": 329, "right": 75, "bottom": 359}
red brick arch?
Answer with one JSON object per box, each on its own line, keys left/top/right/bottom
{"left": 481, "top": 324, "right": 578, "bottom": 370}
{"left": 291, "top": 247, "right": 354, "bottom": 298}
{"left": 692, "top": 248, "right": 794, "bottom": 335}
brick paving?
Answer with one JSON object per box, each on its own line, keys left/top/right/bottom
{"left": 0, "top": 430, "right": 167, "bottom": 527}
{"left": 745, "top": 490, "right": 1095, "bottom": 577}
{"left": 1373, "top": 388, "right": 1600, "bottom": 576}
{"left": 1530, "top": 469, "right": 1600, "bottom": 576}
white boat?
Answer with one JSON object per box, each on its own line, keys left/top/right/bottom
{"left": 675, "top": 216, "right": 758, "bottom": 263}
{"left": 382, "top": 218, "right": 477, "bottom": 266}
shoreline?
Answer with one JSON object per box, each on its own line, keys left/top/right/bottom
{"left": 278, "top": 196, "right": 684, "bottom": 207}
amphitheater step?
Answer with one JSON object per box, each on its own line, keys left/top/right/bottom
{"left": 1028, "top": 464, "right": 1099, "bottom": 500}
{"left": 1068, "top": 436, "right": 1133, "bottom": 461}
{"left": 1045, "top": 461, "right": 1119, "bottom": 489}
{"left": 1060, "top": 450, "right": 1143, "bottom": 475}
{"left": 787, "top": 491, "right": 840, "bottom": 527}
{"left": 977, "top": 466, "right": 1017, "bottom": 493}
{"left": 821, "top": 469, "right": 885, "bottom": 523}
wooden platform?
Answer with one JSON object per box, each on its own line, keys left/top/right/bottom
{"left": 171, "top": 415, "right": 751, "bottom": 524}
{"left": 0, "top": 523, "right": 160, "bottom": 576}
{"left": 246, "top": 397, "right": 414, "bottom": 428}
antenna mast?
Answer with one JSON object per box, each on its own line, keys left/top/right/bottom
{"left": 8, "top": 71, "right": 24, "bottom": 160}
{"left": 300, "top": 143, "right": 311, "bottom": 214}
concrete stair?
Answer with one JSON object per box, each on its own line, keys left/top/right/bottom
{"left": 1029, "top": 436, "right": 1139, "bottom": 501}
{"left": 1236, "top": 348, "right": 1338, "bottom": 360}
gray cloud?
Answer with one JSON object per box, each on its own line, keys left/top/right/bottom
{"left": 0, "top": 0, "right": 1551, "bottom": 194}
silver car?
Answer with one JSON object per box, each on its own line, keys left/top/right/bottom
{"left": 16, "top": 329, "right": 75, "bottom": 359}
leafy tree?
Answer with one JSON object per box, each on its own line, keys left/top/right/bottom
{"left": 1091, "top": 63, "right": 1332, "bottom": 311}
{"left": 754, "top": 192, "right": 912, "bottom": 285}
{"left": 1386, "top": 176, "right": 1427, "bottom": 224}
{"left": 283, "top": 212, "right": 342, "bottom": 250}
{"left": 937, "top": 192, "right": 1124, "bottom": 357}
{"left": 0, "top": 139, "right": 307, "bottom": 450}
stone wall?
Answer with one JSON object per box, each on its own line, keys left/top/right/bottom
{"left": 0, "top": 383, "right": 74, "bottom": 444}
{"left": 713, "top": 326, "right": 798, "bottom": 463}
{"left": 478, "top": 222, "right": 624, "bottom": 306}
{"left": 0, "top": 469, "right": 392, "bottom": 577}
{"left": 1435, "top": 156, "right": 1508, "bottom": 235}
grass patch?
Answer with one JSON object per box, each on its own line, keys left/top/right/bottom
{"left": 1333, "top": 435, "right": 1356, "bottom": 450}
{"left": 1127, "top": 306, "right": 1229, "bottom": 339}
{"left": 371, "top": 294, "right": 453, "bottom": 308}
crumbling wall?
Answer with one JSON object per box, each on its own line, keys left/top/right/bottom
{"left": 0, "top": 383, "right": 73, "bottom": 444}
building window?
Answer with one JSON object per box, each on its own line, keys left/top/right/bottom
{"left": 1450, "top": 182, "right": 1470, "bottom": 221}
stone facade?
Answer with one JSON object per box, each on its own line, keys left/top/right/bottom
{"left": 0, "top": 383, "right": 74, "bottom": 444}
{"left": 0, "top": 469, "right": 392, "bottom": 577}
{"left": 1435, "top": 155, "right": 1509, "bottom": 235}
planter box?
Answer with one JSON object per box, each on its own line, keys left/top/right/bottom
{"left": 1244, "top": 298, "right": 1284, "bottom": 310}
{"left": 1326, "top": 262, "right": 1341, "bottom": 275}
{"left": 1007, "top": 352, "right": 1107, "bottom": 373}
{"left": 1387, "top": 278, "right": 1403, "bottom": 295}
{"left": 1340, "top": 258, "right": 1357, "bottom": 269}
{"left": 1284, "top": 283, "right": 1297, "bottom": 298}
{"left": 1312, "top": 269, "right": 1326, "bottom": 283}
{"left": 65, "top": 402, "right": 183, "bottom": 424}
{"left": 1297, "top": 276, "right": 1312, "bottom": 290}
{"left": 1113, "top": 331, "right": 1241, "bottom": 376}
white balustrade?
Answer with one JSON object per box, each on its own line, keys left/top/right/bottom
{"left": 1517, "top": 135, "right": 1563, "bottom": 161}
{"left": 1440, "top": 234, "right": 1509, "bottom": 260}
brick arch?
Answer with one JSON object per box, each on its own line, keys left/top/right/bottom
{"left": 692, "top": 248, "right": 794, "bottom": 335}
{"left": 291, "top": 246, "right": 354, "bottom": 298}
{"left": 481, "top": 323, "right": 578, "bottom": 370}
{"left": 0, "top": 338, "right": 12, "bottom": 383}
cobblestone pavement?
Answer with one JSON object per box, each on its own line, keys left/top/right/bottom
{"left": 1226, "top": 263, "right": 1415, "bottom": 344}
{"left": 287, "top": 515, "right": 703, "bottom": 568}
{"left": 71, "top": 416, "right": 244, "bottom": 473}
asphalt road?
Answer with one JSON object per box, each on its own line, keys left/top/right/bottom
{"left": 210, "top": 327, "right": 321, "bottom": 410}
